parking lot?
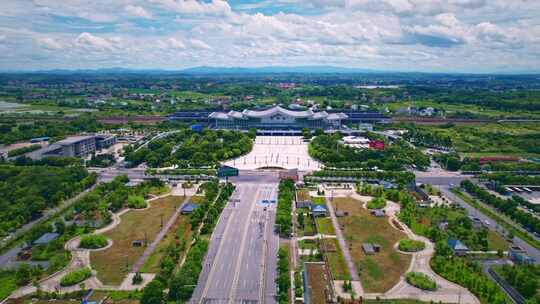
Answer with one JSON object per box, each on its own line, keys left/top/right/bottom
{"left": 222, "top": 136, "right": 322, "bottom": 171}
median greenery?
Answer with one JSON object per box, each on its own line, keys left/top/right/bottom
{"left": 398, "top": 239, "right": 425, "bottom": 252}
{"left": 79, "top": 234, "right": 108, "bottom": 249}
{"left": 277, "top": 246, "right": 290, "bottom": 304}
{"left": 168, "top": 239, "right": 209, "bottom": 301}
{"left": 277, "top": 179, "right": 295, "bottom": 236}
{"left": 60, "top": 268, "right": 92, "bottom": 286}
{"left": 405, "top": 272, "right": 437, "bottom": 291}
{"left": 307, "top": 169, "right": 415, "bottom": 186}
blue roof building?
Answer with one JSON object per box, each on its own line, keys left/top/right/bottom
{"left": 311, "top": 204, "right": 328, "bottom": 217}
{"left": 180, "top": 203, "right": 199, "bottom": 215}
{"left": 448, "top": 238, "right": 469, "bottom": 256}
{"left": 33, "top": 233, "right": 60, "bottom": 245}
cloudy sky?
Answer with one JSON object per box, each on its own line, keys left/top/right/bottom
{"left": 1, "top": 0, "right": 539, "bottom": 72}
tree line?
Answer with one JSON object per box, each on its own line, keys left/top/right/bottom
{"left": 309, "top": 133, "right": 429, "bottom": 171}
{"left": 124, "top": 128, "right": 253, "bottom": 168}
{"left": 0, "top": 165, "right": 96, "bottom": 237}
{"left": 461, "top": 180, "right": 540, "bottom": 235}
{"left": 276, "top": 179, "right": 295, "bottom": 236}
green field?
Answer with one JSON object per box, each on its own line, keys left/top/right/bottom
{"left": 335, "top": 197, "right": 411, "bottom": 293}
{"left": 91, "top": 195, "right": 182, "bottom": 285}
{"left": 410, "top": 123, "right": 540, "bottom": 156}
{"left": 385, "top": 100, "right": 540, "bottom": 119}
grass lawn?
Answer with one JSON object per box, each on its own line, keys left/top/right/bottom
{"left": 298, "top": 239, "right": 318, "bottom": 250}
{"left": 139, "top": 213, "right": 192, "bottom": 273}
{"left": 315, "top": 217, "right": 335, "bottom": 235}
{"left": 334, "top": 197, "right": 411, "bottom": 293}
{"left": 298, "top": 211, "right": 316, "bottom": 237}
{"left": 91, "top": 195, "right": 183, "bottom": 285}
{"left": 487, "top": 230, "right": 509, "bottom": 252}
{"left": 323, "top": 238, "right": 350, "bottom": 280}
{"left": 0, "top": 272, "right": 16, "bottom": 301}
{"left": 312, "top": 197, "right": 326, "bottom": 205}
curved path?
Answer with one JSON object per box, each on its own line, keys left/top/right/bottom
{"left": 328, "top": 191, "right": 479, "bottom": 304}
{"left": 368, "top": 199, "right": 480, "bottom": 304}
{"left": 9, "top": 193, "right": 178, "bottom": 299}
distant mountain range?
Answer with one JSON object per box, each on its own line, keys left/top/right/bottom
{"left": 8, "top": 66, "right": 392, "bottom": 75}
{"left": 3, "top": 66, "right": 539, "bottom": 75}
{"left": 180, "top": 66, "right": 386, "bottom": 74}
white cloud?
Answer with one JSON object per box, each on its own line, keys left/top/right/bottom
{"left": 0, "top": 0, "right": 539, "bottom": 72}
{"left": 150, "top": 0, "right": 231, "bottom": 16}
{"left": 75, "top": 32, "right": 115, "bottom": 50}
{"left": 188, "top": 39, "right": 211, "bottom": 49}
{"left": 37, "top": 37, "right": 64, "bottom": 50}
{"left": 125, "top": 5, "right": 153, "bottom": 19}
{"left": 163, "top": 37, "right": 186, "bottom": 49}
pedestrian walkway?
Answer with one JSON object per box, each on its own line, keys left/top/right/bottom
{"left": 131, "top": 196, "right": 191, "bottom": 273}
{"left": 325, "top": 197, "right": 364, "bottom": 295}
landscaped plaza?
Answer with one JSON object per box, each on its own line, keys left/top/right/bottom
{"left": 223, "top": 136, "right": 322, "bottom": 171}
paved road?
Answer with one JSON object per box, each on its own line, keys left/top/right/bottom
{"left": 441, "top": 187, "right": 540, "bottom": 262}
{"left": 190, "top": 182, "right": 279, "bottom": 304}
{"left": 414, "top": 162, "right": 469, "bottom": 186}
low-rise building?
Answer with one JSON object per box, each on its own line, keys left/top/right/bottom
{"left": 311, "top": 204, "right": 328, "bottom": 217}
{"left": 362, "top": 243, "right": 381, "bottom": 255}
{"left": 95, "top": 134, "right": 117, "bottom": 150}
{"left": 180, "top": 203, "right": 199, "bottom": 215}
{"left": 28, "top": 135, "right": 96, "bottom": 159}
{"left": 448, "top": 238, "right": 469, "bottom": 256}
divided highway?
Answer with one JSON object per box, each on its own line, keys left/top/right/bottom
{"left": 190, "top": 181, "right": 279, "bottom": 304}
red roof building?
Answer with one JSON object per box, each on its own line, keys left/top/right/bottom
{"left": 369, "top": 140, "right": 385, "bottom": 151}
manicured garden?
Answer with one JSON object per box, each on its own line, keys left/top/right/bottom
{"left": 91, "top": 195, "right": 182, "bottom": 285}
{"left": 323, "top": 238, "right": 350, "bottom": 280}
{"left": 334, "top": 197, "right": 411, "bottom": 293}
{"left": 79, "top": 235, "right": 109, "bottom": 249}
{"left": 405, "top": 272, "right": 437, "bottom": 291}
{"left": 398, "top": 239, "right": 425, "bottom": 252}
{"left": 139, "top": 214, "right": 192, "bottom": 273}
{"left": 60, "top": 268, "right": 92, "bottom": 286}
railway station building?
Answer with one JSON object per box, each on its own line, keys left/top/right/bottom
{"left": 208, "top": 106, "right": 348, "bottom": 130}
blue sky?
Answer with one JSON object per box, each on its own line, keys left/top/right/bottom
{"left": 0, "top": 0, "right": 539, "bottom": 72}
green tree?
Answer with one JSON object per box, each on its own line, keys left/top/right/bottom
{"left": 141, "top": 280, "right": 164, "bottom": 304}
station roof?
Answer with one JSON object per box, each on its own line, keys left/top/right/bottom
{"left": 209, "top": 106, "right": 348, "bottom": 121}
